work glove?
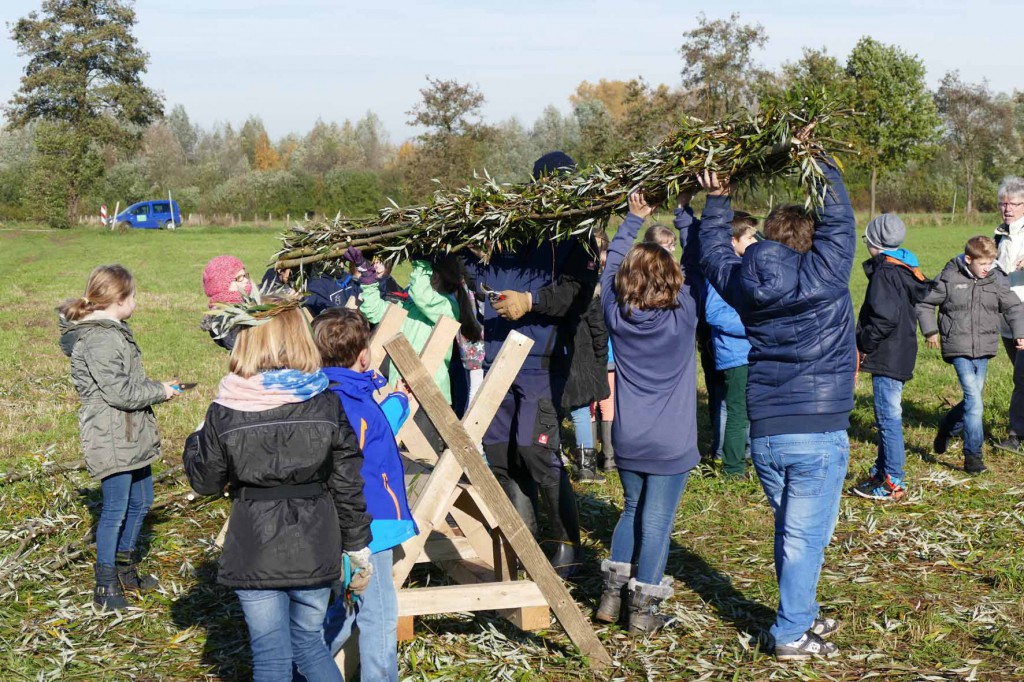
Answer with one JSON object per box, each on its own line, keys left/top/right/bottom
{"left": 344, "top": 247, "right": 380, "bottom": 285}
{"left": 344, "top": 547, "right": 374, "bottom": 596}
{"left": 343, "top": 246, "right": 367, "bottom": 267}
{"left": 493, "top": 290, "right": 532, "bottom": 321}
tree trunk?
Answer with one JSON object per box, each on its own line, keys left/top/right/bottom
{"left": 965, "top": 168, "right": 974, "bottom": 215}
{"left": 869, "top": 166, "right": 877, "bottom": 219}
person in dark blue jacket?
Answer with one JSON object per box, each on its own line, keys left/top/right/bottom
{"left": 313, "top": 308, "right": 417, "bottom": 682}
{"left": 461, "top": 151, "right": 599, "bottom": 578}
{"left": 699, "top": 157, "right": 854, "bottom": 662}
{"left": 594, "top": 190, "right": 700, "bottom": 635}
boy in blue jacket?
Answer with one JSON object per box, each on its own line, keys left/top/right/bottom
{"left": 704, "top": 211, "right": 759, "bottom": 478}
{"left": 313, "top": 308, "right": 418, "bottom": 682}
{"left": 699, "top": 155, "right": 854, "bottom": 662}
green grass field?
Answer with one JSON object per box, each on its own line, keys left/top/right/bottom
{"left": 1, "top": 216, "right": 1023, "bottom": 680}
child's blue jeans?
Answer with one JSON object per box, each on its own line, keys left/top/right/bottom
{"left": 608, "top": 469, "right": 690, "bottom": 584}
{"left": 570, "top": 405, "right": 594, "bottom": 449}
{"left": 323, "top": 549, "right": 398, "bottom": 682}
{"left": 236, "top": 586, "right": 341, "bottom": 682}
{"left": 871, "top": 375, "right": 906, "bottom": 480}
{"left": 944, "top": 357, "right": 988, "bottom": 458}
{"left": 96, "top": 466, "right": 153, "bottom": 566}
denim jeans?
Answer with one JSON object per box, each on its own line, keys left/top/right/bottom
{"left": 944, "top": 357, "right": 988, "bottom": 458}
{"left": 750, "top": 431, "right": 849, "bottom": 646}
{"left": 609, "top": 468, "right": 690, "bottom": 584}
{"left": 96, "top": 466, "right": 153, "bottom": 566}
{"left": 236, "top": 587, "right": 341, "bottom": 682}
{"left": 323, "top": 550, "right": 398, "bottom": 682}
{"left": 871, "top": 375, "right": 906, "bottom": 480}
{"left": 570, "top": 405, "right": 594, "bottom": 449}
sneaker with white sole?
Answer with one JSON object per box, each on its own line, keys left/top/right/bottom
{"left": 852, "top": 474, "right": 905, "bottom": 501}
{"left": 775, "top": 630, "right": 840, "bottom": 661}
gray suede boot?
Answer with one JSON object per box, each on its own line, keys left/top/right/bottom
{"left": 626, "top": 576, "right": 675, "bottom": 635}
{"left": 595, "top": 560, "right": 632, "bottom": 623}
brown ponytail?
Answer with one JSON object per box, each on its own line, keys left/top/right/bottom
{"left": 58, "top": 265, "right": 135, "bottom": 321}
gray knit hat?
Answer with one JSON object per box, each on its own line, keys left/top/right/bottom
{"left": 864, "top": 213, "right": 906, "bottom": 250}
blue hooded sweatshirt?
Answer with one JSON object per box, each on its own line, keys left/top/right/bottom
{"left": 600, "top": 209, "right": 701, "bottom": 475}
{"left": 323, "top": 366, "right": 417, "bottom": 554}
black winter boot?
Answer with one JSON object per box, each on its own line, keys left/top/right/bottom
{"left": 595, "top": 560, "right": 632, "bottom": 623}
{"left": 540, "top": 474, "right": 582, "bottom": 579}
{"left": 573, "top": 447, "right": 605, "bottom": 483}
{"left": 599, "top": 421, "right": 616, "bottom": 472}
{"left": 94, "top": 563, "right": 129, "bottom": 610}
{"left": 500, "top": 476, "right": 539, "bottom": 537}
{"left": 627, "top": 576, "right": 675, "bottom": 635}
{"left": 116, "top": 550, "right": 160, "bottom": 592}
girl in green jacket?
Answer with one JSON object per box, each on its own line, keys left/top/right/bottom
{"left": 58, "top": 265, "right": 178, "bottom": 610}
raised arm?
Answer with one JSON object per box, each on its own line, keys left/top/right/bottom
{"left": 697, "top": 178, "right": 742, "bottom": 310}
{"left": 601, "top": 199, "right": 649, "bottom": 305}
{"left": 805, "top": 158, "right": 856, "bottom": 283}
{"left": 674, "top": 199, "right": 702, "bottom": 293}
{"left": 407, "top": 260, "right": 458, "bottom": 324}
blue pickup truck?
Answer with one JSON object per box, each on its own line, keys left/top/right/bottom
{"left": 112, "top": 200, "right": 182, "bottom": 230}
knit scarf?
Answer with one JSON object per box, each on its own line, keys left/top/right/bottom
{"left": 214, "top": 369, "right": 328, "bottom": 412}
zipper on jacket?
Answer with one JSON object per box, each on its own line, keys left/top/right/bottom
{"left": 125, "top": 412, "right": 135, "bottom": 442}
{"left": 382, "top": 473, "right": 401, "bottom": 519}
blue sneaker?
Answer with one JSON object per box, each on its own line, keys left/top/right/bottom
{"left": 853, "top": 474, "right": 906, "bottom": 501}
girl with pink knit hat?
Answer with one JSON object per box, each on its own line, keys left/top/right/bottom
{"left": 199, "top": 256, "right": 252, "bottom": 350}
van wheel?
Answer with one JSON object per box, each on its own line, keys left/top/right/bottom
{"left": 165, "top": 220, "right": 176, "bottom": 230}
{"left": 116, "top": 221, "right": 131, "bottom": 231}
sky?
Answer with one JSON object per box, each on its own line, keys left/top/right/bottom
{"left": 0, "top": 0, "right": 1019, "bottom": 143}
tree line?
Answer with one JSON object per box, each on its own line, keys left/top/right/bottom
{"left": 2, "top": 4, "right": 1022, "bottom": 228}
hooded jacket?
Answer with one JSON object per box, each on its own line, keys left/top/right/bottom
{"left": 856, "top": 251, "right": 933, "bottom": 381}
{"left": 700, "top": 161, "right": 857, "bottom": 438}
{"left": 323, "top": 366, "right": 417, "bottom": 554}
{"left": 59, "top": 317, "right": 166, "bottom": 480}
{"left": 917, "top": 255, "right": 1024, "bottom": 360}
{"left": 600, "top": 209, "right": 700, "bottom": 475}
{"left": 182, "top": 384, "right": 371, "bottom": 589}
{"left": 704, "top": 280, "right": 751, "bottom": 371}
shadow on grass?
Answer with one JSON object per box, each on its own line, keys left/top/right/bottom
{"left": 169, "top": 557, "right": 252, "bottom": 680}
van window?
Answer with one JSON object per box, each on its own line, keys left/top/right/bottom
{"left": 135, "top": 204, "right": 150, "bottom": 216}
{"left": 152, "top": 203, "right": 170, "bottom": 213}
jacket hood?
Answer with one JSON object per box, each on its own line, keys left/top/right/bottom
{"left": 322, "top": 366, "right": 388, "bottom": 400}
{"left": 58, "top": 317, "right": 126, "bottom": 357}
{"left": 741, "top": 241, "right": 805, "bottom": 308}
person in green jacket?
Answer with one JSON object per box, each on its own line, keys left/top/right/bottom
{"left": 343, "top": 247, "right": 481, "bottom": 406}
{"left": 58, "top": 265, "right": 179, "bottom": 610}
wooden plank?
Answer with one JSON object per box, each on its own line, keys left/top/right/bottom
{"left": 368, "top": 304, "right": 408, "bottom": 372}
{"left": 396, "top": 316, "right": 460, "bottom": 458}
{"left": 385, "top": 334, "right": 612, "bottom": 669}
{"left": 397, "top": 616, "right": 414, "bottom": 642}
{"left": 397, "top": 581, "right": 548, "bottom": 617}
{"left": 498, "top": 605, "right": 551, "bottom": 631}
{"left": 390, "top": 332, "right": 533, "bottom": 589}
{"left": 447, "top": 505, "right": 496, "bottom": 571}
{"left": 419, "top": 533, "right": 480, "bottom": 564}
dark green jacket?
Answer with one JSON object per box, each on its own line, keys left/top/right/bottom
{"left": 59, "top": 317, "right": 166, "bottom": 480}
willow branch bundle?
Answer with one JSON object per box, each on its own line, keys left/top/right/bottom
{"left": 275, "top": 91, "right": 853, "bottom": 269}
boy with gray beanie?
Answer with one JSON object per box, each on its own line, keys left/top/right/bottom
{"left": 854, "top": 213, "right": 933, "bottom": 500}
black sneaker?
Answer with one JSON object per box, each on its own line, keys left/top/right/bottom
{"left": 964, "top": 455, "right": 988, "bottom": 474}
{"left": 775, "top": 630, "right": 840, "bottom": 661}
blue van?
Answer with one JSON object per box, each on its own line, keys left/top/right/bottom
{"left": 112, "top": 200, "right": 182, "bottom": 230}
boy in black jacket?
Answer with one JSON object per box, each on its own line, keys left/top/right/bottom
{"left": 853, "top": 214, "right": 933, "bottom": 500}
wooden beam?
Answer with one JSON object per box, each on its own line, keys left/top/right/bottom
{"left": 391, "top": 332, "right": 533, "bottom": 588}
{"left": 385, "top": 334, "right": 612, "bottom": 669}
{"left": 367, "top": 304, "right": 408, "bottom": 373}
{"left": 397, "top": 581, "right": 548, "bottom": 617}
{"left": 419, "top": 533, "right": 480, "bottom": 564}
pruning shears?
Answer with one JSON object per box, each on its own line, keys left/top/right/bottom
{"left": 342, "top": 553, "right": 363, "bottom": 613}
